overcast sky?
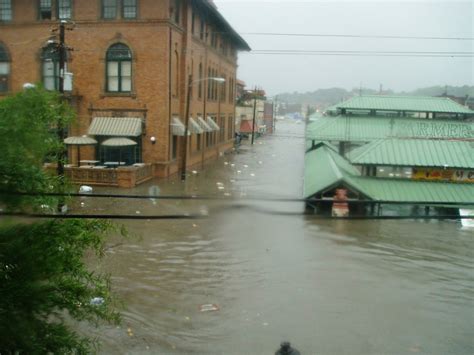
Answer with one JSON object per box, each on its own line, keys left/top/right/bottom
{"left": 214, "top": 0, "right": 473, "bottom": 95}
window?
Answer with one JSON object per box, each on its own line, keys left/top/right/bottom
{"left": 200, "top": 18, "right": 205, "bottom": 40}
{"left": 0, "top": 44, "right": 10, "bottom": 92}
{"left": 173, "top": 50, "right": 179, "bottom": 97}
{"left": 173, "top": 0, "right": 181, "bottom": 24}
{"left": 57, "top": 0, "right": 72, "bottom": 19}
{"left": 102, "top": 0, "right": 117, "bottom": 19}
{"left": 106, "top": 43, "right": 132, "bottom": 92}
{"left": 0, "top": 0, "right": 12, "bottom": 21}
{"left": 227, "top": 116, "right": 234, "bottom": 140}
{"left": 220, "top": 114, "right": 225, "bottom": 142}
{"left": 191, "top": 10, "right": 195, "bottom": 34}
{"left": 220, "top": 75, "right": 226, "bottom": 101}
{"left": 229, "top": 77, "right": 234, "bottom": 103}
{"left": 122, "top": 0, "right": 137, "bottom": 19}
{"left": 39, "top": 0, "right": 52, "bottom": 20}
{"left": 207, "top": 67, "right": 211, "bottom": 99}
{"left": 42, "top": 44, "right": 60, "bottom": 91}
{"left": 198, "top": 63, "right": 203, "bottom": 99}
{"left": 171, "top": 135, "right": 178, "bottom": 159}
{"left": 196, "top": 132, "right": 201, "bottom": 151}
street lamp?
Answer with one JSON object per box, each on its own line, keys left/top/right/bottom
{"left": 181, "top": 75, "right": 225, "bottom": 181}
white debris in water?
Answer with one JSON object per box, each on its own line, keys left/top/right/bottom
{"left": 224, "top": 161, "right": 229, "bottom": 165}
{"left": 223, "top": 193, "right": 231, "bottom": 197}
{"left": 243, "top": 164, "right": 248, "bottom": 168}
{"left": 230, "top": 163, "right": 235, "bottom": 167}
{"left": 80, "top": 202, "right": 85, "bottom": 207}
{"left": 237, "top": 170, "right": 241, "bottom": 174}
{"left": 135, "top": 210, "right": 141, "bottom": 214}
{"left": 192, "top": 170, "right": 198, "bottom": 174}
{"left": 199, "top": 304, "right": 219, "bottom": 312}
{"left": 250, "top": 173, "right": 255, "bottom": 177}
{"left": 230, "top": 179, "right": 235, "bottom": 183}
{"left": 90, "top": 297, "right": 104, "bottom": 305}
{"left": 218, "top": 186, "right": 225, "bottom": 190}
{"left": 79, "top": 185, "right": 93, "bottom": 193}
{"left": 258, "top": 161, "right": 263, "bottom": 164}
{"left": 216, "top": 182, "right": 224, "bottom": 186}
{"left": 199, "top": 206, "right": 209, "bottom": 216}
{"left": 263, "top": 322, "right": 269, "bottom": 326}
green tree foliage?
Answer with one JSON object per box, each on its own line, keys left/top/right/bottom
{"left": 0, "top": 87, "right": 123, "bottom": 354}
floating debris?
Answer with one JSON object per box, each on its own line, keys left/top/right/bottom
{"left": 90, "top": 297, "right": 104, "bottom": 306}
{"left": 237, "top": 170, "right": 242, "bottom": 174}
{"left": 218, "top": 186, "right": 225, "bottom": 190}
{"left": 250, "top": 173, "right": 255, "bottom": 177}
{"left": 223, "top": 192, "right": 231, "bottom": 197}
{"left": 192, "top": 170, "right": 198, "bottom": 174}
{"left": 80, "top": 202, "right": 85, "bottom": 207}
{"left": 243, "top": 164, "right": 248, "bottom": 168}
{"left": 127, "top": 327, "right": 134, "bottom": 337}
{"left": 258, "top": 161, "right": 263, "bottom": 165}
{"left": 192, "top": 223, "right": 198, "bottom": 228}
{"left": 230, "top": 163, "right": 235, "bottom": 167}
{"left": 224, "top": 161, "right": 229, "bottom": 165}
{"left": 79, "top": 185, "right": 93, "bottom": 193}
{"left": 263, "top": 322, "right": 269, "bottom": 326}
{"left": 135, "top": 210, "right": 141, "bottom": 214}
{"left": 199, "top": 304, "right": 220, "bottom": 312}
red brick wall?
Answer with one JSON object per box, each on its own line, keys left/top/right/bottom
{"left": 0, "top": 0, "right": 240, "bottom": 178}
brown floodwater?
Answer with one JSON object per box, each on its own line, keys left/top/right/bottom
{"left": 74, "top": 121, "right": 473, "bottom": 354}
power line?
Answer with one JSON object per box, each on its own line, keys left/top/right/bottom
{"left": 240, "top": 32, "right": 474, "bottom": 41}
{"left": 0, "top": 211, "right": 470, "bottom": 221}
{"left": 3, "top": 191, "right": 474, "bottom": 206}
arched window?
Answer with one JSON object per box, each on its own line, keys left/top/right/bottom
{"left": 106, "top": 43, "right": 132, "bottom": 92}
{"left": 41, "top": 43, "right": 59, "bottom": 91}
{"left": 0, "top": 44, "right": 10, "bottom": 92}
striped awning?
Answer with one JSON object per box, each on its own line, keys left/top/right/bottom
{"left": 88, "top": 117, "right": 142, "bottom": 137}
{"left": 197, "top": 116, "right": 213, "bottom": 132}
{"left": 188, "top": 117, "right": 204, "bottom": 134}
{"left": 171, "top": 117, "right": 190, "bottom": 136}
{"left": 207, "top": 116, "right": 220, "bottom": 131}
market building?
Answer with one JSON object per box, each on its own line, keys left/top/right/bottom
{"left": 0, "top": 0, "right": 250, "bottom": 187}
{"left": 304, "top": 95, "right": 474, "bottom": 216}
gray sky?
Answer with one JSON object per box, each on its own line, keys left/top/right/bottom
{"left": 214, "top": 0, "right": 473, "bottom": 95}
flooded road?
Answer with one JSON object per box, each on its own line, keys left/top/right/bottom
{"left": 79, "top": 121, "right": 473, "bottom": 354}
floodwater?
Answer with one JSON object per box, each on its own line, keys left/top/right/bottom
{"left": 77, "top": 121, "right": 473, "bottom": 354}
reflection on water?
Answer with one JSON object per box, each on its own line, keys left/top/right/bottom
{"left": 79, "top": 122, "right": 473, "bottom": 355}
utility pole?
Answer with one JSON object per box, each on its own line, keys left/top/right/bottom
{"left": 273, "top": 95, "right": 277, "bottom": 133}
{"left": 181, "top": 74, "right": 192, "bottom": 181}
{"left": 57, "top": 20, "right": 67, "bottom": 213}
{"left": 251, "top": 86, "right": 257, "bottom": 145}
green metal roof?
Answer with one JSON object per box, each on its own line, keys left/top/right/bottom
{"left": 304, "top": 146, "right": 360, "bottom": 198}
{"left": 333, "top": 95, "right": 474, "bottom": 114}
{"left": 304, "top": 145, "right": 474, "bottom": 203}
{"left": 306, "top": 116, "right": 474, "bottom": 142}
{"left": 305, "top": 140, "right": 339, "bottom": 152}
{"left": 347, "top": 139, "right": 474, "bottom": 169}
{"left": 346, "top": 176, "right": 474, "bottom": 204}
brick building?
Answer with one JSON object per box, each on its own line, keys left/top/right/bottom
{"left": 0, "top": 0, "right": 250, "bottom": 181}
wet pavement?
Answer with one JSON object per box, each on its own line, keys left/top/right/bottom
{"left": 76, "top": 121, "right": 473, "bottom": 354}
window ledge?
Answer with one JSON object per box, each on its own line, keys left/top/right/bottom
{"left": 101, "top": 92, "right": 136, "bottom": 98}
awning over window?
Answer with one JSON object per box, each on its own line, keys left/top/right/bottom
{"left": 197, "top": 116, "right": 213, "bottom": 132}
{"left": 171, "top": 117, "right": 190, "bottom": 136}
{"left": 101, "top": 137, "right": 137, "bottom": 147}
{"left": 88, "top": 117, "right": 142, "bottom": 137}
{"left": 188, "top": 117, "right": 204, "bottom": 134}
{"left": 206, "top": 116, "right": 220, "bottom": 131}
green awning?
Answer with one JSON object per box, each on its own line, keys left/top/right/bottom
{"left": 101, "top": 137, "right": 137, "bottom": 147}
{"left": 188, "top": 117, "right": 204, "bottom": 134}
{"left": 88, "top": 117, "right": 142, "bottom": 137}
{"left": 171, "top": 117, "right": 190, "bottom": 136}
{"left": 206, "top": 116, "right": 220, "bottom": 131}
{"left": 64, "top": 136, "right": 97, "bottom": 145}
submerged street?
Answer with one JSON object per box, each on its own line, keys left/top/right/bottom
{"left": 76, "top": 121, "right": 473, "bottom": 354}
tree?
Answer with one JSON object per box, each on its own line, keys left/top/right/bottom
{"left": 0, "top": 87, "right": 123, "bottom": 354}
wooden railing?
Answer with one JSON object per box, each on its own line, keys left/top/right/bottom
{"left": 45, "top": 164, "right": 154, "bottom": 188}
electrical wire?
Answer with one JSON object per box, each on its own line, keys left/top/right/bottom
{"left": 2, "top": 191, "right": 473, "bottom": 206}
